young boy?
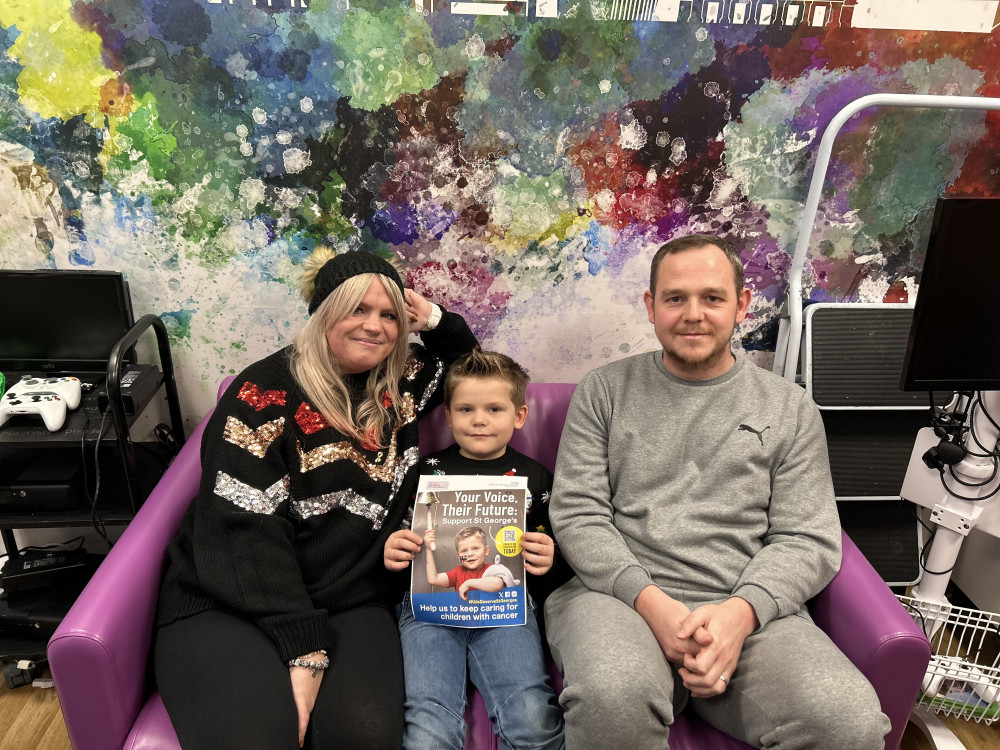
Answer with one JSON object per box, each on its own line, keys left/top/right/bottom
{"left": 384, "top": 349, "right": 568, "bottom": 750}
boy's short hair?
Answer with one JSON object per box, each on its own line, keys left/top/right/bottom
{"left": 454, "top": 526, "right": 489, "bottom": 549}
{"left": 444, "top": 348, "right": 530, "bottom": 408}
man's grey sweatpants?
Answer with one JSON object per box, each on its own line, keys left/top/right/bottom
{"left": 544, "top": 578, "right": 891, "bottom": 750}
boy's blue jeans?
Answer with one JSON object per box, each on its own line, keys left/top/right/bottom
{"left": 398, "top": 594, "right": 565, "bottom": 750}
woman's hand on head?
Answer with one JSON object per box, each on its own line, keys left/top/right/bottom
{"left": 289, "top": 660, "right": 324, "bottom": 747}
{"left": 404, "top": 288, "right": 434, "bottom": 331}
{"left": 383, "top": 529, "right": 423, "bottom": 571}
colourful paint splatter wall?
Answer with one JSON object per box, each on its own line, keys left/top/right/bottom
{"left": 1, "top": 0, "right": 998, "bottom": 428}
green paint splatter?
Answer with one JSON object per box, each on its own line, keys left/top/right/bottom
{"left": 493, "top": 172, "right": 573, "bottom": 240}
{"left": 520, "top": 20, "right": 641, "bottom": 117}
{"left": 111, "top": 59, "right": 252, "bottom": 251}
{"left": 108, "top": 92, "right": 178, "bottom": 181}
{"left": 722, "top": 73, "right": 820, "bottom": 204}
{"left": 297, "top": 170, "right": 357, "bottom": 240}
{"left": 161, "top": 310, "right": 195, "bottom": 344}
{"left": 850, "top": 108, "right": 972, "bottom": 251}
{"left": 333, "top": 8, "right": 443, "bottom": 111}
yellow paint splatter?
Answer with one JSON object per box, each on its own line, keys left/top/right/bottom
{"left": 0, "top": 0, "right": 132, "bottom": 127}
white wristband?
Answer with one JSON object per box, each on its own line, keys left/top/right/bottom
{"left": 425, "top": 304, "right": 442, "bottom": 330}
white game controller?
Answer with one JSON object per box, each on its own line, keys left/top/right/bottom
{"left": 0, "top": 390, "right": 69, "bottom": 431}
{"left": 0, "top": 376, "right": 82, "bottom": 432}
{"left": 10, "top": 376, "right": 82, "bottom": 409}
{"left": 921, "top": 655, "right": 1000, "bottom": 705}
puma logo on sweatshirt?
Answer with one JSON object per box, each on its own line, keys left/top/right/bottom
{"left": 738, "top": 423, "right": 770, "bottom": 446}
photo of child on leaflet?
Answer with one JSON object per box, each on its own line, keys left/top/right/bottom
{"left": 409, "top": 474, "right": 528, "bottom": 627}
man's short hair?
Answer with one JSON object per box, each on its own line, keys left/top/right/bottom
{"left": 454, "top": 526, "right": 489, "bottom": 549}
{"left": 444, "top": 348, "right": 530, "bottom": 408}
{"left": 649, "top": 234, "right": 745, "bottom": 296}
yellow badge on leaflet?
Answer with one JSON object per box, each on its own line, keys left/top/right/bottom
{"left": 495, "top": 526, "right": 523, "bottom": 557}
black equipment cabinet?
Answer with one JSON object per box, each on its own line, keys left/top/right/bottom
{"left": 0, "top": 314, "right": 185, "bottom": 549}
{"left": 0, "top": 315, "right": 185, "bottom": 682}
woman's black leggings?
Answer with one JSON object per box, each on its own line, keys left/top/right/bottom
{"left": 154, "top": 605, "right": 404, "bottom": 750}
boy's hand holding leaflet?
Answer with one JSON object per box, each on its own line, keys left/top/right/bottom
{"left": 520, "top": 532, "right": 554, "bottom": 575}
{"left": 405, "top": 474, "right": 529, "bottom": 627}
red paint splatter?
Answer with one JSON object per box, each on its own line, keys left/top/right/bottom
{"left": 883, "top": 282, "right": 909, "bottom": 303}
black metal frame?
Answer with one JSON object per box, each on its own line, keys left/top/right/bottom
{"left": 105, "top": 314, "right": 185, "bottom": 514}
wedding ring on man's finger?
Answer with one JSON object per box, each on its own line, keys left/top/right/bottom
{"left": 719, "top": 675, "right": 729, "bottom": 685}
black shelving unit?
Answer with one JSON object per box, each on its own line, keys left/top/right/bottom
{"left": 0, "top": 314, "right": 184, "bottom": 580}
{"left": 1, "top": 315, "right": 185, "bottom": 685}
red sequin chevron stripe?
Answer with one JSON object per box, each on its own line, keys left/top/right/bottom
{"left": 238, "top": 382, "right": 287, "bottom": 411}
{"left": 295, "top": 401, "right": 331, "bottom": 435}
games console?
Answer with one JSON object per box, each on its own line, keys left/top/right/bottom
{"left": 0, "top": 376, "right": 82, "bottom": 432}
{"left": 0, "top": 447, "right": 85, "bottom": 511}
{"left": 1, "top": 548, "right": 89, "bottom": 593}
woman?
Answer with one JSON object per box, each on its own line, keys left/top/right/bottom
{"left": 154, "top": 247, "right": 477, "bottom": 749}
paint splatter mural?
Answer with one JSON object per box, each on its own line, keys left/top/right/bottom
{"left": 1, "top": 0, "right": 998, "bottom": 428}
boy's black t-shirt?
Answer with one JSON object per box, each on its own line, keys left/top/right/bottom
{"left": 419, "top": 443, "right": 573, "bottom": 604}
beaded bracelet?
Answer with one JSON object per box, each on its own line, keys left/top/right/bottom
{"left": 287, "top": 650, "right": 329, "bottom": 677}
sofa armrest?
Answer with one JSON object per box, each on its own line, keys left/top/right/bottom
{"left": 810, "top": 531, "right": 930, "bottom": 750}
{"left": 48, "top": 413, "right": 210, "bottom": 750}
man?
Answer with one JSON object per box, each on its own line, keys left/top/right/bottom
{"left": 544, "top": 234, "right": 890, "bottom": 749}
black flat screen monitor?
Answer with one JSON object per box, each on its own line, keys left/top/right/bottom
{"left": 900, "top": 196, "right": 1000, "bottom": 392}
{"left": 0, "top": 269, "right": 136, "bottom": 374}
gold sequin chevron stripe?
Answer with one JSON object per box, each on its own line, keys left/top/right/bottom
{"left": 292, "top": 446, "right": 420, "bottom": 528}
{"left": 403, "top": 355, "right": 423, "bottom": 381}
{"left": 224, "top": 416, "right": 285, "bottom": 457}
{"left": 297, "top": 434, "right": 401, "bottom": 481}
{"left": 296, "top": 394, "right": 417, "bottom": 479}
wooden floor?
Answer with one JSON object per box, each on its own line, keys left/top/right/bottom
{"left": 0, "top": 670, "right": 70, "bottom": 750}
{"left": 2, "top": 670, "right": 999, "bottom": 750}
{"left": 901, "top": 713, "right": 1000, "bottom": 749}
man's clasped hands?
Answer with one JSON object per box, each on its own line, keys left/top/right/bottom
{"left": 635, "top": 586, "right": 759, "bottom": 698}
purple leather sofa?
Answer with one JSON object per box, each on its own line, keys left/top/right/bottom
{"left": 49, "top": 380, "right": 930, "bottom": 750}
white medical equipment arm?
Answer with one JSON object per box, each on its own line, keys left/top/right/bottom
{"left": 910, "top": 391, "right": 1000, "bottom": 605}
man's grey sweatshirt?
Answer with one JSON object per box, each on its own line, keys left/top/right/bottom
{"left": 550, "top": 352, "right": 841, "bottom": 629}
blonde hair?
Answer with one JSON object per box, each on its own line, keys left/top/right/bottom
{"left": 454, "top": 526, "right": 489, "bottom": 549}
{"left": 290, "top": 272, "right": 410, "bottom": 446}
{"left": 445, "top": 348, "right": 529, "bottom": 408}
